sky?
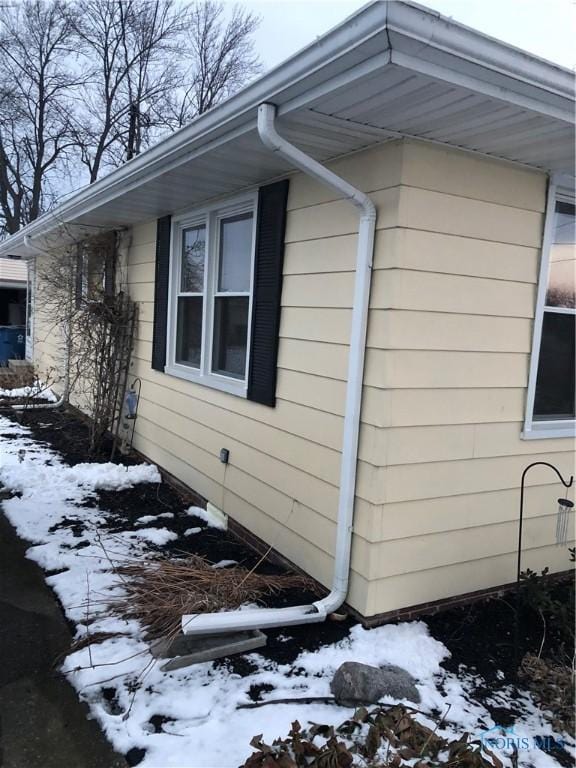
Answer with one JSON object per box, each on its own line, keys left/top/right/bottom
{"left": 243, "top": 0, "right": 575, "bottom": 71}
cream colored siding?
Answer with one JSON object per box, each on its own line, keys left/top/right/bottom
{"left": 30, "top": 137, "right": 575, "bottom": 620}
{"left": 119, "top": 141, "right": 404, "bottom": 615}
{"left": 32, "top": 256, "right": 67, "bottom": 390}
{"left": 363, "top": 140, "right": 575, "bottom": 615}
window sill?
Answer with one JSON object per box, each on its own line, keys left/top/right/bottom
{"left": 522, "top": 422, "right": 576, "bottom": 440}
{"left": 164, "top": 364, "right": 247, "bottom": 398}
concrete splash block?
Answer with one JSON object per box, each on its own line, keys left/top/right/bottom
{"left": 151, "top": 630, "right": 267, "bottom": 672}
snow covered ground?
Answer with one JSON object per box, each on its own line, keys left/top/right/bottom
{"left": 0, "top": 381, "right": 57, "bottom": 401}
{"left": 0, "top": 413, "right": 572, "bottom": 768}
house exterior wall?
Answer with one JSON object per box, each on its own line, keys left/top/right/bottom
{"left": 361, "top": 140, "right": 575, "bottom": 617}
{"left": 124, "top": 141, "right": 404, "bottom": 617}
{"left": 30, "top": 137, "right": 575, "bottom": 619}
{"left": 33, "top": 263, "right": 66, "bottom": 389}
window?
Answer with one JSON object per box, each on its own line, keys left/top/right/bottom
{"left": 167, "top": 194, "right": 256, "bottom": 395}
{"left": 75, "top": 236, "right": 116, "bottom": 304}
{"left": 524, "top": 189, "right": 575, "bottom": 438}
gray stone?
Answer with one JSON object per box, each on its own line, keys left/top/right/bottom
{"left": 330, "top": 661, "right": 420, "bottom": 705}
{"left": 150, "top": 629, "right": 267, "bottom": 671}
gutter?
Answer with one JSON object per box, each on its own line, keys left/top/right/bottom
{"left": 181, "top": 103, "right": 376, "bottom": 635}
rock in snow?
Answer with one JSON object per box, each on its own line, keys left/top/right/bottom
{"left": 330, "top": 661, "right": 420, "bottom": 705}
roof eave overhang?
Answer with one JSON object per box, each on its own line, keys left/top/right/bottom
{"left": 1, "top": 0, "right": 573, "bottom": 258}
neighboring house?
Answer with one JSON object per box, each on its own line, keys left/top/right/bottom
{"left": 0, "top": 257, "right": 28, "bottom": 364}
{"left": 0, "top": 257, "right": 27, "bottom": 326}
{"left": 0, "top": 2, "right": 574, "bottom": 623}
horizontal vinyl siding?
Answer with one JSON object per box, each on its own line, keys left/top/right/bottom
{"left": 371, "top": 270, "right": 535, "bottom": 317}
{"left": 365, "top": 141, "right": 575, "bottom": 618}
{"left": 32, "top": 137, "right": 574, "bottom": 623}
{"left": 375, "top": 228, "right": 540, "bottom": 282}
{"left": 366, "top": 543, "right": 567, "bottom": 616}
{"left": 123, "top": 142, "right": 404, "bottom": 613}
{"left": 32, "top": 256, "right": 68, "bottom": 392}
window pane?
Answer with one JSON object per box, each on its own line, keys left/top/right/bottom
{"left": 176, "top": 296, "right": 203, "bottom": 368}
{"left": 218, "top": 213, "right": 253, "bottom": 293}
{"left": 181, "top": 225, "right": 206, "bottom": 293}
{"left": 546, "top": 202, "right": 575, "bottom": 308}
{"left": 84, "top": 250, "right": 105, "bottom": 299}
{"left": 212, "top": 296, "right": 249, "bottom": 379}
{"left": 534, "top": 311, "right": 575, "bottom": 420}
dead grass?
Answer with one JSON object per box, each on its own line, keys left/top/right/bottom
{"left": 111, "top": 554, "right": 319, "bottom": 638}
{"left": 519, "top": 653, "right": 575, "bottom": 736}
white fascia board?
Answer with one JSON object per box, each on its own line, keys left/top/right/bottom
{"left": 0, "top": 0, "right": 573, "bottom": 259}
{"left": 391, "top": 1, "right": 574, "bottom": 99}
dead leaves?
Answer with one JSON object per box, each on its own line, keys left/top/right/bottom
{"left": 243, "top": 705, "right": 502, "bottom": 768}
{"left": 247, "top": 722, "right": 353, "bottom": 768}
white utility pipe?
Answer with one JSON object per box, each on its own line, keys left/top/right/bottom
{"left": 11, "top": 236, "right": 69, "bottom": 411}
{"left": 182, "top": 103, "right": 377, "bottom": 635}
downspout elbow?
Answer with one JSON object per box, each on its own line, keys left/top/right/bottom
{"left": 258, "top": 103, "right": 376, "bottom": 220}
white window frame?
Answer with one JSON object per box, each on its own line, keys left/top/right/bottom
{"left": 165, "top": 191, "right": 257, "bottom": 397}
{"left": 523, "top": 176, "right": 576, "bottom": 440}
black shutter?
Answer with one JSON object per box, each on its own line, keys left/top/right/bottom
{"left": 152, "top": 215, "right": 172, "bottom": 371}
{"left": 247, "top": 179, "right": 289, "bottom": 406}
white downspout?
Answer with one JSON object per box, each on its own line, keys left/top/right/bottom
{"left": 182, "top": 103, "right": 377, "bottom": 635}
{"left": 11, "top": 235, "right": 69, "bottom": 411}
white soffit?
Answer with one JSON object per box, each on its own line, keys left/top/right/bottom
{"left": 1, "top": 0, "right": 574, "bottom": 256}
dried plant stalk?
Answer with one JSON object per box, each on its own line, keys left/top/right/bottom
{"left": 111, "top": 554, "right": 318, "bottom": 638}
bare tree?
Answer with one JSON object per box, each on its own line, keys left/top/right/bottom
{"left": 71, "top": 0, "right": 184, "bottom": 182}
{"left": 165, "top": 1, "right": 261, "bottom": 129}
{"left": 73, "top": 0, "right": 261, "bottom": 177}
{"left": 0, "top": 0, "right": 79, "bottom": 234}
{"left": 0, "top": 0, "right": 262, "bottom": 223}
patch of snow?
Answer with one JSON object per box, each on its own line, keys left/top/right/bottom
{"left": 129, "top": 528, "right": 178, "bottom": 546}
{"left": 135, "top": 512, "right": 174, "bottom": 526}
{"left": 211, "top": 559, "right": 238, "bottom": 569}
{"left": 186, "top": 505, "right": 226, "bottom": 530}
{"left": 183, "top": 527, "right": 201, "bottom": 536}
{"left": 0, "top": 381, "right": 57, "bottom": 402}
{"left": 297, "top": 622, "right": 448, "bottom": 681}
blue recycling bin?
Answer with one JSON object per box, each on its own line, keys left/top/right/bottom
{"left": 0, "top": 326, "right": 25, "bottom": 365}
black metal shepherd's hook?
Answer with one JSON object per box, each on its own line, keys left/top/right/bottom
{"left": 514, "top": 461, "right": 574, "bottom": 671}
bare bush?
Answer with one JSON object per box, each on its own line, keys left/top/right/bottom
{"left": 35, "top": 231, "right": 136, "bottom": 456}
